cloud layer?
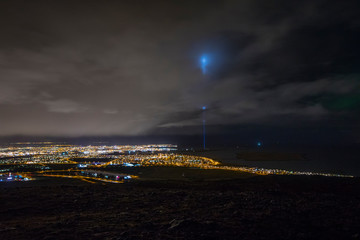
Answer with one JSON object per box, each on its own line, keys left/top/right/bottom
{"left": 0, "top": 0, "right": 359, "bottom": 138}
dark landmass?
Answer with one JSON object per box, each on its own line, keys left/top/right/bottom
{"left": 104, "top": 166, "right": 256, "bottom": 181}
{"left": 237, "top": 151, "right": 306, "bottom": 162}
{"left": 0, "top": 164, "right": 77, "bottom": 172}
{"left": 1, "top": 175, "right": 360, "bottom": 240}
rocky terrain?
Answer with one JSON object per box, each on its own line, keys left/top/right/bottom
{"left": 1, "top": 175, "right": 360, "bottom": 240}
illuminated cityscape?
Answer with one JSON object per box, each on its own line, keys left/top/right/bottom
{"left": 0, "top": 143, "right": 353, "bottom": 184}
{"left": 0, "top": 143, "right": 177, "bottom": 165}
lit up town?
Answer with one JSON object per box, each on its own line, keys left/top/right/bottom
{"left": 0, "top": 142, "right": 353, "bottom": 184}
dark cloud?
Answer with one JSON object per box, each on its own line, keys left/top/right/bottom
{"left": 0, "top": 0, "right": 359, "bottom": 145}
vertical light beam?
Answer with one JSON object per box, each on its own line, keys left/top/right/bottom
{"left": 200, "top": 55, "right": 208, "bottom": 150}
{"left": 200, "top": 55, "right": 209, "bottom": 151}
{"left": 202, "top": 106, "right": 206, "bottom": 150}
{"left": 201, "top": 56, "right": 208, "bottom": 75}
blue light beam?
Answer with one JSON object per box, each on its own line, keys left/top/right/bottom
{"left": 202, "top": 106, "right": 206, "bottom": 150}
{"left": 201, "top": 55, "right": 208, "bottom": 75}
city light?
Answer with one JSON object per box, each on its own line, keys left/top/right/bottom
{"left": 0, "top": 143, "right": 353, "bottom": 183}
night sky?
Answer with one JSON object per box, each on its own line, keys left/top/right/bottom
{"left": 1, "top": 0, "right": 360, "bottom": 146}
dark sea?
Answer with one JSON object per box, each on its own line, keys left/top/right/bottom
{"left": 198, "top": 146, "right": 360, "bottom": 177}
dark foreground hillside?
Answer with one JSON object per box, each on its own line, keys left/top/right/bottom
{"left": 1, "top": 176, "right": 360, "bottom": 240}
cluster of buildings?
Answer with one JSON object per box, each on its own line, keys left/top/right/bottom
{"left": 0, "top": 172, "right": 32, "bottom": 182}
{"left": 0, "top": 143, "right": 177, "bottom": 165}
{"left": 0, "top": 142, "right": 353, "bottom": 181}
{"left": 107, "top": 153, "right": 219, "bottom": 168}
